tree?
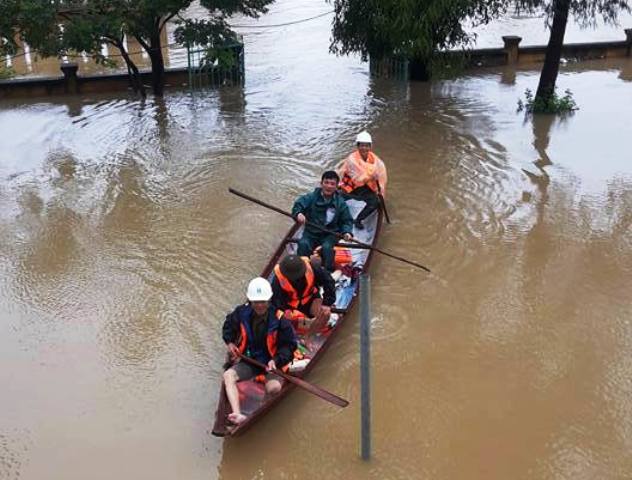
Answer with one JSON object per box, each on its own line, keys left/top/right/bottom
{"left": 329, "top": 0, "right": 507, "bottom": 80}
{"left": 0, "top": 0, "right": 275, "bottom": 96}
{"left": 517, "top": 0, "right": 630, "bottom": 107}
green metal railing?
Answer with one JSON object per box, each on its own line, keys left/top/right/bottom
{"left": 187, "top": 37, "right": 244, "bottom": 89}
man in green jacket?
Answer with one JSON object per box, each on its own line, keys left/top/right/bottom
{"left": 292, "top": 170, "right": 354, "bottom": 271}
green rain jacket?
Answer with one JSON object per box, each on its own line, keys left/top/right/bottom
{"left": 291, "top": 188, "right": 353, "bottom": 236}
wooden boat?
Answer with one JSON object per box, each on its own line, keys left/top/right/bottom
{"left": 211, "top": 198, "right": 383, "bottom": 437}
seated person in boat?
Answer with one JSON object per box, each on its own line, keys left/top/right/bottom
{"left": 222, "top": 277, "right": 298, "bottom": 426}
{"left": 271, "top": 254, "right": 336, "bottom": 333}
{"left": 337, "top": 131, "right": 388, "bottom": 230}
{"left": 292, "top": 170, "right": 353, "bottom": 272}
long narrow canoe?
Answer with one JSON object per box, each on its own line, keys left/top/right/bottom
{"left": 212, "top": 198, "right": 383, "bottom": 437}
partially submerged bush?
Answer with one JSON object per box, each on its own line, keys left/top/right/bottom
{"left": 517, "top": 88, "right": 578, "bottom": 114}
{"left": 0, "top": 64, "right": 15, "bottom": 79}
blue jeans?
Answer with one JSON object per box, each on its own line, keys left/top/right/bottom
{"left": 297, "top": 231, "right": 338, "bottom": 271}
{"left": 343, "top": 186, "right": 379, "bottom": 222}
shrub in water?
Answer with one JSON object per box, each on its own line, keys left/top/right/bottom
{"left": 0, "top": 65, "right": 15, "bottom": 80}
{"left": 517, "top": 88, "right": 578, "bottom": 114}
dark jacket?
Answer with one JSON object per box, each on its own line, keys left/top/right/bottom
{"left": 222, "top": 304, "right": 297, "bottom": 368}
{"left": 291, "top": 188, "right": 353, "bottom": 236}
{"left": 270, "top": 263, "right": 336, "bottom": 311}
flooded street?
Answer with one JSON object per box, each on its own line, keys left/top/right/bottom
{"left": 2, "top": 1, "right": 632, "bottom": 479}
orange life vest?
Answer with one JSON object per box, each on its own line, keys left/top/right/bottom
{"left": 312, "top": 245, "right": 353, "bottom": 268}
{"left": 273, "top": 257, "right": 317, "bottom": 309}
{"left": 339, "top": 150, "right": 385, "bottom": 194}
{"left": 334, "top": 246, "right": 352, "bottom": 267}
{"left": 281, "top": 309, "right": 330, "bottom": 335}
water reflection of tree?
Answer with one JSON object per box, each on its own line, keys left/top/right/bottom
{"left": 102, "top": 158, "right": 154, "bottom": 236}
{"left": 523, "top": 114, "right": 555, "bottom": 205}
{"left": 154, "top": 96, "right": 170, "bottom": 148}
{"left": 21, "top": 153, "right": 81, "bottom": 272}
{"left": 218, "top": 86, "right": 247, "bottom": 119}
{"left": 98, "top": 156, "right": 209, "bottom": 371}
{"left": 11, "top": 153, "right": 83, "bottom": 311}
{"left": 99, "top": 157, "right": 171, "bottom": 368}
{"left": 518, "top": 113, "right": 632, "bottom": 462}
{"left": 520, "top": 114, "right": 557, "bottom": 317}
{"left": 18, "top": 202, "right": 81, "bottom": 276}
{"left": 604, "top": 180, "right": 632, "bottom": 255}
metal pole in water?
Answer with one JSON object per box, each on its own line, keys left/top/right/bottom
{"left": 359, "top": 274, "right": 371, "bottom": 460}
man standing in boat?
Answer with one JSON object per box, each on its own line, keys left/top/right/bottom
{"left": 222, "top": 277, "right": 297, "bottom": 425}
{"left": 292, "top": 170, "right": 354, "bottom": 272}
{"left": 338, "top": 131, "right": 388, "bottom": 230}
{"left": 271, "top": 254, "right": 336, "bottom": 333}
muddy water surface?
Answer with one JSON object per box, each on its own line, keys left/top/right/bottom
{"left": 1, "top": 1, "right": 632, "bottom": 479}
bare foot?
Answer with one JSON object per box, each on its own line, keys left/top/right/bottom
{"left": 308, "top": 315, "right": 328, "bottom": 335}
{"left": 227, "top": 412, "right": 247, "bottom": 425}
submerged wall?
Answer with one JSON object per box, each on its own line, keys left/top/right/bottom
{"left": 1, "top": 29, "right": 631, "bottom": 97}
{"left": 371, "top": 28, "right": 632, "bottom": 80}
{"left": 0, "top": 67, "right": 191, "bottom": 100}
{"left": 471, "top": 29, "right": 632, "bottom": 68}
{"left": 0, "top": 44, "right": 244, "bottom": 100}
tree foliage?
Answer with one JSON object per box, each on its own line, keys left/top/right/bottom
{"left": 330, "top": 0, "right": 507, "bottom": 72}
{"left": 330, "top": 0, "right": 630, "bottom": 84}
{"left": 0, "top": 64, "right": 15, "bottom": 79}
{"left": 516, "top": 0, "right": 629, "bottom": 25}
{"left": 0, "top": 0, "right": 275, "bottom": 95}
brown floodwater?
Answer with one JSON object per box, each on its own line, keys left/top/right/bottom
{"left": 1, "top": 1, "right": 632, "bottom": 479}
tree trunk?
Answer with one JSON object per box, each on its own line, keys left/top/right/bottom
{"left": 409, "top": 57, "right": 430, "bottom": 81}
{"left": 148, "top": 32, "right": 165, "bottom": 96}
{"left": 116, "top": 42, "right": 146, "bottom": 98}
{"left": 535, "top": 0, "right": 570, "bottom": 102}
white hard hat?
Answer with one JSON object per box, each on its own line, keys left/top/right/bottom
{"left": 355, "top": 131, "right": 372, "bottom": 144}
{"left": 246, "top": 277, "right": 273, "bottom": 301}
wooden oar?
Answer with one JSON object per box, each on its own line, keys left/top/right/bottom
{"left": 376, "top": 180, "right": 391, "bottom": 224}
{"left": 229, "top": 187, "right": 431, "bottom": 273}
{"left": 236, "top": 352, "right": 349, "bottom": 408}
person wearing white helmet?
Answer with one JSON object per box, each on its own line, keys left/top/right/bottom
{"left": 337, "top": 130, "right": 388, "bottom": 229}
{"left": 221, "top": 277, "right": 297, "bottom": 425}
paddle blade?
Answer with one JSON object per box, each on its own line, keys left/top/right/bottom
{"left": 283, "top": 373, "right": 349, "bottom": 408}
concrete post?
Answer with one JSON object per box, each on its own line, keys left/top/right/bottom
{"left": 60, "top": 62, "right": 79, "bottom": 94}
{"left": 359, "top": 274, "right": 371, "bottom": 461}
{"left": 502, "top": 35, "right": 522, "bottom": 65}
{"left": 625, "top": 28, "right": 632, "bottom": 57}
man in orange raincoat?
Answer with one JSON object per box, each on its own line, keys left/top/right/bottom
{"left": 337, "top": 131, "right": 388, "bottom": 230}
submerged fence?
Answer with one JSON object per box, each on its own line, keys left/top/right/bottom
{"left": 186, "top": 39, "right": 245, "bottom": 89}
{"left": 369, "top": 56, "right": 409, "bottom": 81}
